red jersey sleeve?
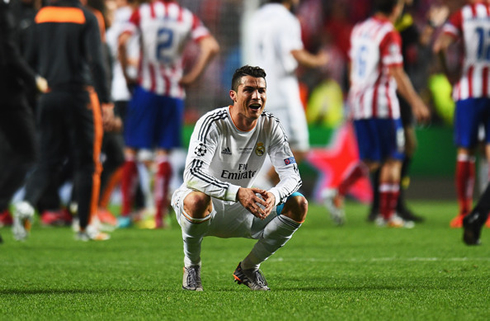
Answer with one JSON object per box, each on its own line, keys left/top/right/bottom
{"left": 380, "top": 29, "right": 403, "bottom": 68}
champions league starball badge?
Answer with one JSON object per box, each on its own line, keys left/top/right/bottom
{"left": 195, "top": 143, "right": 207, "bottom": 157}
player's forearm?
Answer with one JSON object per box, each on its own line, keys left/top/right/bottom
{"left": 391, "top": 67, "right": 421, "bottom": 107}
{"left": 117, "top": 33, "right": 131, "bottom": 82}
{"left": 291, "top": 49, "right": 328, "bottom": 69}
{"left": 182, "top": 37, "right": 220, "bottom": 84}
{"left": 185, "top": 172, "right": 240, "bottom": 202}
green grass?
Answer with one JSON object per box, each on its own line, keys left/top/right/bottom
{"left": 1, "top": 200, "right": 490, "bottom": 320}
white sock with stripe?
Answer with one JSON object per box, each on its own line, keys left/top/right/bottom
{"left": 241, "top": 215, "right": 301, "bottom": 271}
{"left": 181, "top": 214, "right": 211, "bottom": 268}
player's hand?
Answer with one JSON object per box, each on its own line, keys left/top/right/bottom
{"left": 179, "top": 73, "right": 197, "bottom": 87}
{"left": 427, "top": 4, "right": 449, "bottom": 28}
{"left": 101, "top": 103, "right": 118, "bottom": 132}
{"left": 125, "top": 76, "right": 138, "bottom": 93}
{"left": 412, "top": 99, "right": 431, "bottom": 124}
{"left": 237, "top": 187, "right": 272, "bottom": 220}
{"left": 35, "top": 76, "right": 48, "bottom": 93}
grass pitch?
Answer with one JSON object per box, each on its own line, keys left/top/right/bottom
{"left": 1, "top": 200, "right": 489, "bottom": 320}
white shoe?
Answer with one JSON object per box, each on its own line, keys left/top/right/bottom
{"left": 75, "top": 224, "right": 110, "bottom": 241}
{"left": 12, "top": 201, "right": 35, "bottom": 241}
{"left": 376, "top": 214, "right": 414, "bottom": 229}
{"left": 182, "top": 265, "right": 203, "bottom": 291}
{"left": 375, "top": 215, "right": 386, "bottom": 227}
{"left": 321, "top": 189, "right": 345, "bottom": 225}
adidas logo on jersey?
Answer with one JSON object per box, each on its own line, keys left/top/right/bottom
{"left": 222, "top": 147, "right": 232, "bottom": 155}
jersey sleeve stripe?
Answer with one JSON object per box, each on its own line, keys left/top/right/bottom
{"left": 197, "top": 110, "right": 228, "bottom": 142}
{"left": 189, "top": 159, "right": 230, "bottom": 189}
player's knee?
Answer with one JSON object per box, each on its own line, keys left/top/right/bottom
{"left": 282, "top": 195, "right": 308, "bottom": 223}
{"left": 183, "top": 191, "right": 211, "bottom": 218}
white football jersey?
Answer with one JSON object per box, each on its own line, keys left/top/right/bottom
{"left": 348, "top": 17, "right": 403, "bottom": 119}
{"left": 246, "top": 3, "right": 304, "bottom": 110}
{"left": 181, "top": 106, "right": 302, "bottom": 206}
{"left": 442, "top": 2, "right": 490, "bottom": 100}
{"left": 124, "top": 0, "right": 211, "bottom": 98}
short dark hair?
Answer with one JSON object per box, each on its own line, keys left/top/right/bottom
{"left": 231, "top": 65, "right": 267, "bottom": 91}
{"left": 374, "top": 0, "right": 402, "bottom": 15}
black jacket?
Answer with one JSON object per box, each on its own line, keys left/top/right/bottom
{"left": 0, "top": 0, "right": 37, "bottom": 107}
{"left": 25, "top": 0, "right": 110, "bottom": 103}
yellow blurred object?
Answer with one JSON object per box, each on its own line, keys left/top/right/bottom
{"left": 306, "top": 79, "right": 344, "bottom": 128}
{"left": 428, "top": 73, "right": 455, "bottom": 126}
{"left": 395, "top": 13, "right": 413, "bottom": 32}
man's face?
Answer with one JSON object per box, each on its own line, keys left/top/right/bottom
{"left": 230, "top": 75, "right": 267, "bottom": 120}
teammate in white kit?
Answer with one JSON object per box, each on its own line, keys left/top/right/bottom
{"left": 323, "top": 0, "right": 429, "bottom": 227}
{"left": 118, "top": 0, "right": 219, "bottom": 228}
{"left": 245, "top": 0, "right": 328, "bottom": 186}
{"left": 434, "top": 0, "right": 490, "bottom": 228}
{"left": 172, "top": 65, "right": 308, "bottom": 291}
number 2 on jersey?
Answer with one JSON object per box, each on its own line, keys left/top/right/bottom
{"left": 156, "top": 27, "right": 174, "bottom": 63}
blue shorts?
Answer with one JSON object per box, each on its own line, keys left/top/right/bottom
{"left": 353, "top": 118, "right": 405, "bottom": 162}
{"left": 124, "top": 86, "right": 184, "bottom": 150}
{"left": 454, "top": 98, "right": 490, "bottom": 148}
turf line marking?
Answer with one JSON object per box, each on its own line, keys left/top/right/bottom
{"left": 267, "top": 257, "right": 490, "bottom": 262}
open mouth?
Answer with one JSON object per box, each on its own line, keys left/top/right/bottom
{"left": 249, "top": 103, "right": 261, "bottom": 110}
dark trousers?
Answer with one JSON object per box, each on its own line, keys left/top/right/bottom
{"left": 0, "top": 98, "right": 37, "bottom": 211}
{"left": 99, "top": 101, "right": 126, "bottom": 196}
{"left": 23, "top": 87, "right": 103, "bottom": 230}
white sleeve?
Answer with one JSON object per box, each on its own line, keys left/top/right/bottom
{"left": 267, "top": 123, "right": 302, "bottom": 205}
{"left": 183, "top": 118, "right": 240, "bottom": 202}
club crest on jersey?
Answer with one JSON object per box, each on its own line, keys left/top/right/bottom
{"left": 284, "top": 156, "right": 296, "bottom": 165}
{"left": 221, "top": 147, "right": 232, "bottom": 155}
{"left": 194, "top": 143, "right": 207, "bottom": 157}
{"left": 255, "top": 142, "right": 265, "bottom": 156}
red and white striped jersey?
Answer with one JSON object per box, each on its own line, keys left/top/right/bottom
{"left": 442, "top": 2, "right": 490, "bottom": 101}
{"left": 124, "top": 0, "right": 210, "bottom": 98}
{"left": 348, "top": 17, "right": 403, "bottom": 119}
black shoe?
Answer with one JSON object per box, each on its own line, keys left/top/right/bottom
{"left": 463, "top": 213, "right": 483, "bottom": 246}
{"left": 233, "top": 262, "right": 270, "bottom": 291}
{"left": 397, "top": 208, "right": 425, "bottom": 223}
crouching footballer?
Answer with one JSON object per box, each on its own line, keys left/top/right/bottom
{"left": 171, "top": 65, "right": 308, "bottom": 291}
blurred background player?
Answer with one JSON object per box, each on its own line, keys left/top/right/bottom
{"left": 244, "top": 0, "right": 328, "bottom": 188}
{"left": 14, "top": 0, "right": 114, "bottom": 241}
{"left": 367, "top": 0, "right": 449, "bottom": 223}
{"left": 0, "top": 0, "right": 47, "bottom": 234}
{"left": 117, "top": 0, "right": 219, "bottom": 228}
{"left": 98, "top": 0, "right": 138, "bottom": 225}
{"left": 433, "top": 0, "right": 490, "bottom": 228}
{"left": 323, "top": 0, "right": 430, "bottom": 227}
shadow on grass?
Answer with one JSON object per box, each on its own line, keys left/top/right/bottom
{"left": 0, "top": 289, "right": 158, "bottom": 295}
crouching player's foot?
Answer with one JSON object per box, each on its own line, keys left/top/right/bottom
{"left": 233, "top": 262, "right": 270, "bottom": 291}
{"left": 182, "top": 265, "right": 203, "bottom": 291}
